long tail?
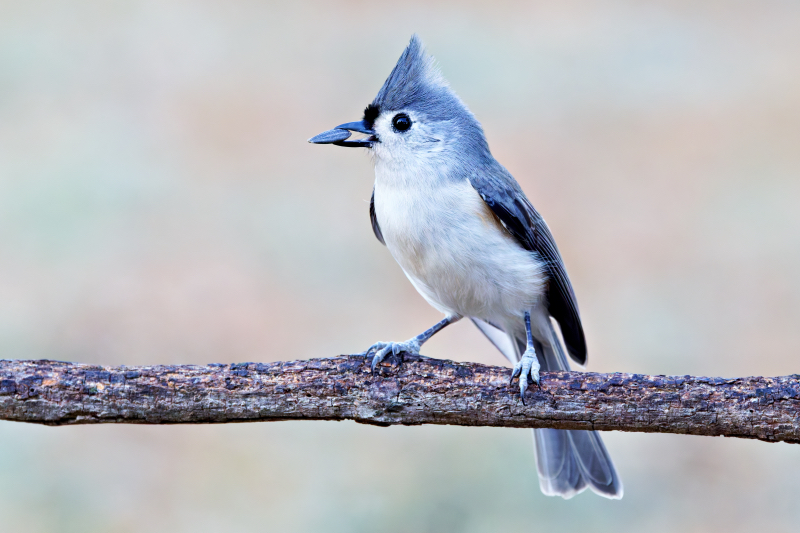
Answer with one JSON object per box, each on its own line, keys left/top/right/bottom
{"left": 472, "top": 318, "right": 623, "bottom": 499}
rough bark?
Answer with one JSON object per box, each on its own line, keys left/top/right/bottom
{"left": 0, "top": 355, "right": 798, "bottom": 444}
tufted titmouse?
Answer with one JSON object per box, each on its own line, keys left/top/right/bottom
{"left": 309, "top": 35, "right": 622, "bottom": 499}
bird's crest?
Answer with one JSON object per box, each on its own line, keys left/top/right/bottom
{"left": 365, "top": 35, "right": 455, "bottom": 125}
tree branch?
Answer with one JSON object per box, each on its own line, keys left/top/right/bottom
{"left": 0, "top": 355, "right": 797, "bottom": 444}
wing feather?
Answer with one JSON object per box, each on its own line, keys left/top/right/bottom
{"left": 469, "top": 166, "right": 587, "bottom": 365}
{"left": 369, "top": 189, "right": 385, "bottom": 245}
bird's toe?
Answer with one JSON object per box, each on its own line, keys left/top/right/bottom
{"left": 364, "top": 340, "right": 421, "bottom": 373}
{"left": 510, "top": 349, "right": 540, "bottom": 403}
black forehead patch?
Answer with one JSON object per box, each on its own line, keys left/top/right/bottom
{"left": 363, "top": 104, "right": 380, "bottom": 128}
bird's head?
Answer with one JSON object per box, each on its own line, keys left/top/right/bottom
{"left": 309, "top": 35, "right": 489, "bottom": 166}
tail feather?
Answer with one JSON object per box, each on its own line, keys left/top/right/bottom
{"left": 471, "top": 317, "right": 623, "bottom": 499}
{"left": 534, "top": 428, "right": 587, "bottom": 498}
{"left": 526, "top": 325, "right": 622, "bottom": 499}
{"left": 565, "top": 429, "right": 619, "bottom": 497}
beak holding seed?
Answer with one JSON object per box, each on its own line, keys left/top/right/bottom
{"left": 308, "top": 120, "right": 376, "bottom": 148}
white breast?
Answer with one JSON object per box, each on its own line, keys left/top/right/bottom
{"left": 373, "top": 172, "right": 547, "bottom": 325}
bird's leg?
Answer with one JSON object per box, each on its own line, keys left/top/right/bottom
{"left": 365, "top": 315, "right": 461, "bottom": 372}
{"left": 509, "top": 311, "right": 541, "bottom": 402}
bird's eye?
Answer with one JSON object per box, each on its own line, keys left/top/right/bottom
{"left": 392, "top": 113, "right": 412, "bottom": 132}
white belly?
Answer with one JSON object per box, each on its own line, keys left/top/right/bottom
{"left": 373, "top": 177, "right": 547, "bottom": 324}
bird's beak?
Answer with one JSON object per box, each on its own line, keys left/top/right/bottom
{"left": 308, "top": 120, "right": 376, "bottom": 148}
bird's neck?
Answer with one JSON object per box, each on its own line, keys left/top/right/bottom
{"left": 373, "top": 154, "right": 463, "bottom": 191}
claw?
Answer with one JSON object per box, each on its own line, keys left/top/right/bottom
{"left": 368, "top": 342, "right": 386, "bottom": 357}
{"left": 371, "top": 345, "right": 394, "bottom": 372}
{"left": 510, "top": 348, "right": 540, "bottom": 403}
{"left": 364, "top": 342, "right": 388, "bottom": 372}
{"left": 363, "top": 339, "right": 421, "bottom": 374}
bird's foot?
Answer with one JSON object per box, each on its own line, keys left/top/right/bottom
{"left": 510, "top": 347, "right": 540, "bottom": 403}
{"left": 365, "top": 339, "right": 421, "bottom": 373}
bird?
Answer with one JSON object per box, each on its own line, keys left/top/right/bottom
{"left": 308, "top": 35, "right": 622, "bottom": 500}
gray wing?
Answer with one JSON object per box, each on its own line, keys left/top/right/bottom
{"left": 468, "top": 166, "right": 587, "bottom": 365}
{"left": 369, "top": 189, "right": 385, "bottom": 245}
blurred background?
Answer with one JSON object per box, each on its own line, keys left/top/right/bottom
{"left": 1, "top": 1, "right": 800, "bottom": 531}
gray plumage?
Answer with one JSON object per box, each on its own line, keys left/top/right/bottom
{"left": 310, "top": 34, "right": 622, "bottom": 499}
